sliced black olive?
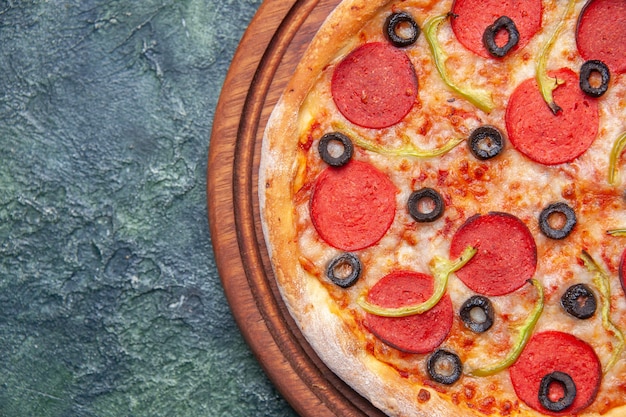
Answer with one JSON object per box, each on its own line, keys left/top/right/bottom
{"left": 326, "top": 253, "right": 362, "bottom": 288}
{"left": 539, "top": 202, "right": 577, "bottom": 240}
{"left": 468, "top": 125, "right": 505, "bottom": 160}
{"left": 561, "top": 283, "right": 596, "bottom": 319}
{"left": 482, "top": 16, "right": 520, "bottom": 58}
{"left": 384, "top": 11, "right": 420, "bottom": 48}
{"left": 427, "top": 349, "right": 463, "bottom": 385}
{"left": 579, "top": 60, "right": 610, "bottom": 98}
{"left": 408, "top": 188, "right": 444, "bottom": 223}
{"left": 538, "top": 371, "right": 577, "bottom": 412}
{"left": 318, "top": 132, "right": 353, "bottom": 167}
{"left": 460, "top": 295, "right": 494, "bottom": 333}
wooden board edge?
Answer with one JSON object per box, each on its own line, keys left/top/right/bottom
{"left": 208, "top": 1, "right": 383, "bottom": 416}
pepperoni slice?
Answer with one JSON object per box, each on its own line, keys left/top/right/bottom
{"left": 577, "top": 0, "right": 626, "bottom": 74}
{"left": 450, "top": 0, "right": 542, "bottom": 58}
{"left": 310, "top": 160, "right": 396, "bottom": 251}
{"left": 450, "top": 212, "right": 537, "bottom": 296}
{"left": 331, "top": 42, "right": 417, "bottom": 129}
{"left": 509, "top": 331, "right": 602, "bottom": 416}
{"left": 365, "top": 271, "right": 453, "bottom": 354}
{"left": 505, "top": 68, "right": 599, "bottom": 165}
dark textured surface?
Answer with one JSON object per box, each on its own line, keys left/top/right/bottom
{"left": 0, "top": 1, "right": 297, "bottom": 416}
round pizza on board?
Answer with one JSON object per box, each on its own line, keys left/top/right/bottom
{"left": 258, "top": 0, "right": 626, "bottom": 416}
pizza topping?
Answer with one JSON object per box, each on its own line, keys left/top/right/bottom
{"left": 468, "top": 125, "right": 505, "bottom": 160}
{"left": 310, "top": 160, "right": 396, "bottom": 251}
{"left": 427, "top": 349, "right": 463, "bottom": 385}
{"left": 450, "top": 212, "right": 537, "bottom": 296}
{"left": 318, "top": 132, "right": 354, "bottom": 167}
{"left": 482, "top": 16, "right": 519, "bottom": 58}
{"left": 407, "top": 187, "right": 445, "bottom": 223}
{"left": 576, "top": 0, "right": 626, "bottom": 74}
{"left": 509, "top": 331, "right": 602, "bottom": 416}
{"left": 364, "top": 271, "right": 454, "bottom": 354}
{"left": 581, "top": 251, "right": 625, "bottom": 373}
{"left": 506, "top": 68, "right": 599, "bottom": 165}
{"left": 423, "top": 13, "right": 494, "bottom": 113}
{"left": 326, "top": 252, "right": 362, "bottom": 288}
{"left": 331, "top": 42, "right": 417, "bottom": 129}
{"left": 450, "top": 0, "right": 542, "bottom": 58}
{"left": 384, "top": 11, "right": 420, "bottom": 48}
{"left": 538, "top": 202, "right": 577, "bottom": 240}
{"left": 460, "top": 295, "right": 494, "bottom": 333}
{"left": 538, "top": 371, "right": 577, "bottom": 412}
{"left": 335, "top": 122, "right": 465, "bottom": 158}
{"left": 358, "top": 245, "right": 476, "bottom": 317}
{"left": 561, "top": 283, "right": 597, "bottom": 320}
{"left": 608, "top": 131, "right": 626, "bottom": 185}
{"left": 468, "top": 279, "right": 544, "bottom": 377}
{"left": 535, "top": 0, "right": 576, "bottom": 114}
{"left": 579, "top": 60, "right": 610, "bottom": 98}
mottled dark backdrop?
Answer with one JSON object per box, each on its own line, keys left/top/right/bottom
{"left": 0, "top": 1, "right": 297, "bottom": 415}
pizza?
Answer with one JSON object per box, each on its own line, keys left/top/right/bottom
{"left": 258, "top": 0, "right": 626, "bottom": 416}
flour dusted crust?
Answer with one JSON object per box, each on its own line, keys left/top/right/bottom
{"left": 259, "top": 0, "right": 626, "bottom": 416}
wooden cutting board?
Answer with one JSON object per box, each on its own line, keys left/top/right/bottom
{"left": 207, "top": 0, "right": 387, "bottom": 416}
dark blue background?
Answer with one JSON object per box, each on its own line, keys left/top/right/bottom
{"left": 0, "top": 1, "right": 297, "bottom": 415}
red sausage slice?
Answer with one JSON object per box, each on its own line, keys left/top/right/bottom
{"left": 509, "top": 331, "right": 602, "bottom": 416}
{"left": 331, "top": 42, "right": 417, "bottom": 129}
{"left": 577, "top": 0, "right": 626, "bottom": 74}
{"left": 365, "top": 271, "right": 453, "bottom": 354}
{"left": 451, "top": 0, "right": 542, "bottom": 58}
{"left": 450, "top": 212, "right": 537, "bottom": 296}
{"left": 310, "top": 160, "right": 396, "bottom": 251}
{"left": 505, "top": 68, "right": 599, "bottom": 165}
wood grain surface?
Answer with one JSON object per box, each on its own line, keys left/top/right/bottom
{"left": 207, "top": 0, "right": 387, "bottom": 416}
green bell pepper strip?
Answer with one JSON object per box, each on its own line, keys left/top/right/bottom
{"left": 423, "top": 13, "right": 494, "bottom": 113}
{"left": 580, "top": 251, "right": 625, "bottom": 374}
{"left": 608, "top": 131, "right": 626, "bottom": 185}
{"left": 332, "top": 122, "right": 465, "bottom": 158}
{"left": 607, "top": 228, "right": 626, "bottom": 237}
{"left": 357, "top": 246, "right": 476, "bottom": 317}
{"left": 535, "top": 0, "right": 576, "bottom": 114}
{"left": 467, "top": 279, "right": 544, "bottom": 377}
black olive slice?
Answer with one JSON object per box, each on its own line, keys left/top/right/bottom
{"left": 460, "top": 295, "right": 495, "bottom": 333}
{"left": 579, "top": 60, "right": 610, "bottom": 98}
{"left": 468, "top": 125, "right": 505, "bottom": 160}
{"left": 427, "top": 349, "right": 463, "bottom": 385}
{"left": 326, "top": 253, "right": 362, "bottom": 288}
{"left": 318, "top": 132, "right": 353, "bottom": 167}
{"left": 408, "top": 188, "right": 444, "bottom": 223}
{"left": 538, "top": 371, "right": 577, "bottom": 412}
{"left": 539, "top": 202, "right": 577, "bottom": 240}
{"left": 384, "top": 12, "right": 420, "bottom": 48}
{"left": 561, "top": 283, "right": 596, "bottom": 319}
{"left": 482, "top": 16, "right": 520, "bottom": 58}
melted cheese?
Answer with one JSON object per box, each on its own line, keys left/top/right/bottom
{"left": 290, "top": 0, "right": 626, "bottom": 415}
